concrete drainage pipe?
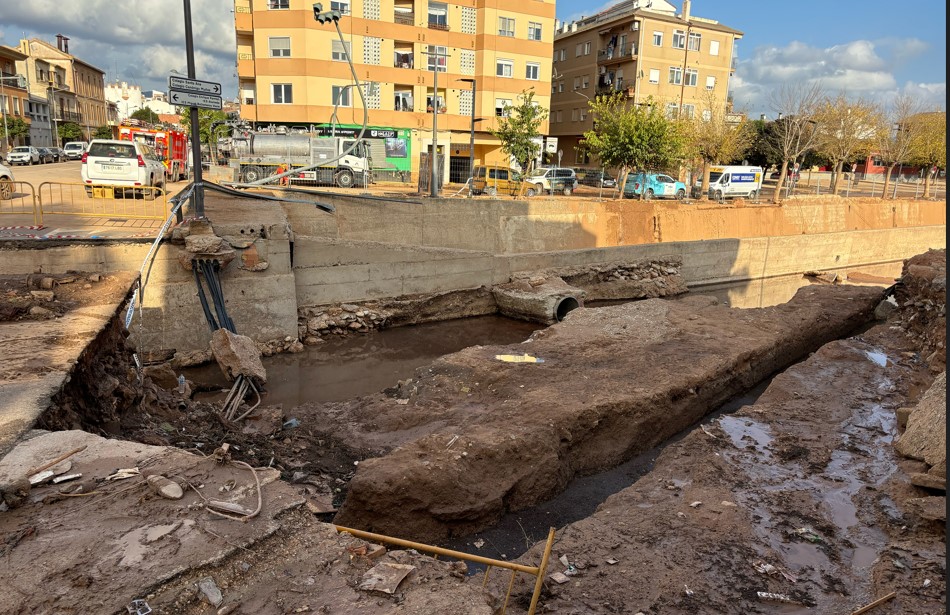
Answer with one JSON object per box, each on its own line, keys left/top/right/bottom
{"left": 554, "top": 296, "right": 580, "bottom": 321}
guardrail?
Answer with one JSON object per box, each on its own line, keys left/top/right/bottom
{"left": 36, "top": 181, "right": 169, "bottom": 223}
{"left": 0, "top": 181, "right": 40, "bottom": 225}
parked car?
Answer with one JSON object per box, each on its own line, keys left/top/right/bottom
{"left": 48, "top": 147, "right": 66, "bottom": 162}
{"left": 472, "top": 165, "right": 522, "bottom": 196}
{"left": 576, "top": 169, "right": 617, "bottom": 188}
{"left": 524, "top": 166, "right": 577, "bottom": 196}
{"left": 622, "top": 171, "right": 687, "bottom": 200}
{"left": 0, "top": 162, "right": 14, "bottom": 200}
{"left": 63, "top": 141, "right": 88, "bottom": 160}
{"left": 5, "top": 146, "right": 41, "bottom": 166}
{"left": 36, "top": 148, "right": 56, "bottom": 164}
{"left": 770, "top": 169, "right": 800, "bottom": 182}
{"left": 81, "top": 139, "right": 167, "bottom": 199}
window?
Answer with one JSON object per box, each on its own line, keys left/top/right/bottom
{"left": 559, "top": 49, "right": 566, "bottom": 61}
{"left": 528, "top": 22, "right": 542, "bottom": 41}
{"left": 331, "top": 85, "right": 351, "bottom": 107}
{"left": 665, "top": 102, "right": 678, "bottom": 119}
{"left": 685, "top": 68, "right": 698, "bottom": 87}
{"left": 556, "top": 110, "right": 562, "bottom": 122}
{"left": 426, "top": 93, "right": 445, "bottom": 112}
{"left": 652, "top": 31, "right": 663, "bottom": 46}
{"left": 579, "top": 108, "right": 587, "bottom": 121}
{"left": 496, "top": 59, "right": 513, "bottom": 78}
{"left": 705, "top": 75, "right": 716, "bottom": 90}
{"left": 584, "top": 41, "right": 592, "bottom": 55}
{"left": 682, "top": 104, "right": 695, "bottom": 119}
{"left": 551, "top": 83, "right": 556, "bottom": 94}
{"left": 269, "top": 36, "right": 291, "bottom": 57}
{"left": 268, "top": 0, "right": 289, "bottom": 8}
{"left": 553, "top": 51, "right": 559, "bottom": 62}
{"left": 526, "top": 63, "right": 540, "bottom": 80}
{"left": 582, "top": 76, "right": 589, "bottom": 88}
{"left": 495, "top": 98, "right": 512, "bottom": 117}
{"left": 672, "top": 30, "right": 686, "bottom": 49}
{"left": 272, "top": 83, "right": 293, "bottom": 104}
{"left": 330, "top": 0, "right": 350, "bottom": 14}
{"left": 649, "top": 69, "right": 660, "bottom": 83}
{"left": 702, "top": 109, "right": 711, "bottom": 121}
{"left": 668, "top": 66, "right": 682, "bottom": 85}
{"left": 332, "top": 40, "right": 351, "bottom": 62}
{"left": 575, "top": 43, "right": 583, "bottom": 57}
{"left": 571, "top": 108, "right": 578, "bottom": 121}
{"left": 709, "top": 40, "right": 720, "bottom": 56}
{"left": 573, "top": 77, "right": 580, "bottom": 90}
{"left": 498, "top": 17, "right": 515, "bottom": 37}
{"left": 394, "top": 90, "right": 413, "bottom": 111}
{"left": 427, "top": 45, "right": 447, "bottom": 71}
{"left": 558, "top": 81, "right": 564, "bottom": 93}
{"left": 688, "top": 31, "right": 701, "bottom": 51}
{"left": 428, "top": 1, "right": 447, "bottom": 27}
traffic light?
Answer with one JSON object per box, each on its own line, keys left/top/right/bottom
{"left": 313, "top": 3, "right": 341, "bottom": 23}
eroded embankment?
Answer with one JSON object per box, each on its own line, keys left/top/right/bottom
{"left": 293, "top": 284, "right": 885, "bottom": 540}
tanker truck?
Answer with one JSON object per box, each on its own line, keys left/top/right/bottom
{"left": 225, "top": 130, "right": 373, "bottom": 188}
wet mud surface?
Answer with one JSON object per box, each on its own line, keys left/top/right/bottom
{"left": 0, "top": 251, "right": 943, "bottom": 614}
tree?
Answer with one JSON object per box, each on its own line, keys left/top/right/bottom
{"left": 131, "top": 108, "right": 161, "bottom": 125}
{"left": 58, "top": 122, "right": 83, "bottom": 146}
{"left": 488, "top": 90, "right": 547, "bottom": 180}
{"left": 812, "top": 94, "right": 877, "bottom": 194}
{"left": 906, "top": 111, "right": 945, "bottom": 199}
{"left": 687, "top": 91, "right": 755, "bottom": 199}
{"left": 873, "top": 94, "right": 921, "bottom": 199}
{"left": 180, "top": 108, "right": 231, "bottom": 164}
{"left": 93, "top": 125, "right": 114, "bottom": 139}
{"left": 767, "top": 81, "right": 825, "bottom": 202}
{"left": 582, "top": 94, "right": 686, "bottom": 199}
{"left": 0, "top": 117, "right": 30, "bottom": 149}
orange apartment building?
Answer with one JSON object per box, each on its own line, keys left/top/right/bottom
{"left": 550, "top": 0, "right": 742, "bottom": 168}
{"left": 234, "top": 0, "right": 555, "bottom": 182}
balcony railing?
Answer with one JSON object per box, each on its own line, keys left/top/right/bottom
{"left": 394, "top": 12, "right": 414, "bottom": 25}
{"left": 598, "top": 44, "right": 637, "bottom": 64}
{"left": 428, "top": 20, "right": 449, "bottom": 31}
{"left": 56, "top": 110, "right": 83, "bottom": 123}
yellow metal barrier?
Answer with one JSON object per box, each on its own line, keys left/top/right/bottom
{"left": 0, "top": 181, "right": 40, "bottom": 226}
{"left": 37, "top": 181, "right": 169, "bottom": 223}
{"left": 334, "top": 525, "right": 556, "bottom": 615}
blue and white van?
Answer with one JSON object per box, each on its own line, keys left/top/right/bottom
{"left": 707, "top": 165, "right": 763, "bottom": 200}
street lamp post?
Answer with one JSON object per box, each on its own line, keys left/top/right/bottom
{"left": 0, "top": 75, "right": 13, "bottom": 155}
{"left": 423, "top": 48, "right": 449, "bottom": 198}
{"left": 458, "top": 78, "right": 476, "bottom": 197}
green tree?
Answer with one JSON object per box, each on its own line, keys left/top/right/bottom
{"left": 812, "top": 94, "right": 877, "bottom": 194}
{"left": 93, "top": 125, "right": 114, "bottom": 139}
{"left": 686, "top": 91, "right": 755, "bottom": 199}
{"left": 180, "top": 108, "right": 230, "bottom": 162}
{"left": 906, "top": 111, "right": 946, "bottom": 198}
{"left": 488, "top": 90, "right": 547, "bottom": 180}
{"left": 582, "top": 94, "right": 686, "bottom": 199}
{"left": 0, "top": 116, "right": 30, "bottom": 149}
{"left": 58, "top": 122, "right": 83, "bottom": 146}
{"left": 131, "top": 108, "right": 160, "bottom": 125}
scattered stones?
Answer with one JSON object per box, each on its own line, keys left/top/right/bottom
{"left": 198, "top": 577, "right": 224, "bottom": 606}
{"left": 146, "top": 475, "right": 184, "bottom": 500}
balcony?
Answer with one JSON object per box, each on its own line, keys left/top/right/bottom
{"left": 597, "top": 44, "right": 637, "bottom": 66}
{"left": 56, "top": 110, "right": 83, "bottom": 123}
{"left": 394, "top": 46, "right": 415, "bottom": 69}
{"left": 428, "top": 20, "right": 449, "bottom": 31}
{"left": 394, "top": 11, "right": 414, "bottom": 25}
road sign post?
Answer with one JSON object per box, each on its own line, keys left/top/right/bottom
{"left": 169, "top": 90, "right": 222, "bottom": 110}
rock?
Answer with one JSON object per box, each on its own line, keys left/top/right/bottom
{"left": 185, "top": 233, "right": 226, "bottom": 254}
{"left": 198, "top": 577, "right": 224, "bottom": 606}
{"left": 143, "top": 363, "right": 180, "bottom": 390}
{"left": 28, "top": 306, "right": 54, "bottom": 317}
{"left": 146, "top": 475, "right": 184, "bottom": 500}
{"left": 307, "top": 315, "right": 330, "bottom": 332}
{"left": 87, "top": 273, "right": 101, "bottom": 282}
{"left": 896, "top": 406, "right": 914, "bottom": 430}
{"left": 896, "top": 372, "right": 946, "bottom": 467}
{"left": 40, "top": 277, "right": 55, "bottom": 290}
{"left": 210, "top": 329, "right": 267, "bottom": 385}
{"left": 0, "top": 477, "right": 31, "bottom": 508}
{"left": 906, "top": 496, "right": 946, "bottom": 522}
{"left": 30, "top": 290, "right": 55, "bottom": 301}
{"left": 909, "top": 473, "right": 946, "bottom": 492}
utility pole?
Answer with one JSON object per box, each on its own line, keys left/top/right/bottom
{"left": 458, "top": 78, "right": 477, "bottom": 197}
{"left": 183, "top": 0, "right": 205, "bottom": 218}
{"left": 422, "top": 48, "right": 449, "bottom": 198}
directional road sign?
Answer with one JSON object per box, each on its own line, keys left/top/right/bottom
{"left": 169, "top": 89, "right": 222, "bottom": 110}
{"left": 168, "top": 76, "right": 222, "bottom": 95}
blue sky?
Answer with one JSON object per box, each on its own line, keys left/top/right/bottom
{"left": 1, "top": 0, "right": 945, "bottom": 119}
{"left": 557, "top": 0, "right": 947, "bottom": 117}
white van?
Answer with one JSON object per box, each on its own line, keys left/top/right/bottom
{"left": 63, "top": 141, "right": 88, "bottom": 160}
{"left": 706, "top": 165, "right": 763, "bottom": 200}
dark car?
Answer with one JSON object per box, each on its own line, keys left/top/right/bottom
{"left": 770, "top": 169, "right": 800, "bottom": 181}
{"left": 36, "top": 148, "right": 55, "bottom": 164}
{"left": 48, "top": 147, "right": 66, "bottom": 162}
{"left": 577, "top": 169, "right": 617, "bottom": 188}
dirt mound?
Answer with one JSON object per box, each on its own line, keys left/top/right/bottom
{"left": 894, "top": 248, "right": 946, "bottom": 372}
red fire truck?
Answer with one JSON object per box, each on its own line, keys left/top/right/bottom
{"left": 118, "top": 123, "right": 188, "bottom": 181}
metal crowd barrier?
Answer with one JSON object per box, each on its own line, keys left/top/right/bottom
{"left": 36, "top": 181, "right": 169, "bottom": 223}
{"left": 0, "top": 181, "right": 40, "bottom": 225}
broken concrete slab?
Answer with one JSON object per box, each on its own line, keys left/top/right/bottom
{"left": 492, "top": 276, "right": 585, "bottom": 324}
{"left": 896, "top": 371, "right": 946, "bottom": 467}
{"left": 210, "top": 328, "right": 267, "bottom": 384}
{"left": 0, "top": 430, "right": 302, "bottom": 615}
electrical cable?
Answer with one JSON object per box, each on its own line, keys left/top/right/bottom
{"left": 193, "top": 261, "right": 219, "bottom": 332}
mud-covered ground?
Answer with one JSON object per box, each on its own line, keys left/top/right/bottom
{"left": 1, "top": 251, "right": 944, "bottom": 614}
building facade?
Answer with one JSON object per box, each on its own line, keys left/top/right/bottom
{"left": 234, "top": 0, "right": 555, "bottom": 182}
{"left": 0, "top": 46, "right": 31, "bottom": 156}
{"left": 17, "top": 36, "right": 108, "bottom": 145}
{"left": 549, "top": 0, "right": 741, "bottom": 168}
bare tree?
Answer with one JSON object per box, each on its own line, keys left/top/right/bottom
{"left": 873, "top": 94, "right": 922, "bottom": 199}
{"left": 767, "top": 82, "right": 825, "bottom": 202}
{"left": 687, "top": 90, "right": 755, "bottom": 199}
{"left": 812, "top": 93, "right": 878, "bottom": 194}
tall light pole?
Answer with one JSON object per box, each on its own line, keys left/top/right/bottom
{"left": 423, "top": 48, "right": 449, "bottom": 198}
{"left": 0, "top": 75, "right": 12, "bottom": 155}
{"left": 458, "top": 78, "right": 476, "bottom": 197}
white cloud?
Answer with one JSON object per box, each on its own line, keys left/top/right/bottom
{"left": 0, "top": 0, "right": 236, "bottom": 96}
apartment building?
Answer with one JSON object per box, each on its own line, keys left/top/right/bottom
{"left": 234, "top": 0, "right": 555, "bottom": 182}
{"left": 550, "top": 0, "right": 742, "bottom": 167}
{"left": 0, "top": 46, "right": 31, "bottom": 155}
{"left": 16, "top": 35, "right": 108, "bottom": 145}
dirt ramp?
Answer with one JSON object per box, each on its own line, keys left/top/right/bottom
{"left": 329, "top": 285, "right": 884, "bottom": 540}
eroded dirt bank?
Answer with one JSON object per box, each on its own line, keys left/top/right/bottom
{"left": 304, "top": 285, "right": 884, "bottom": 540}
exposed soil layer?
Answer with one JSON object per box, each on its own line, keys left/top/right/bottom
{"left": 0, "top": 250, "right": 943, "bottom": 615}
